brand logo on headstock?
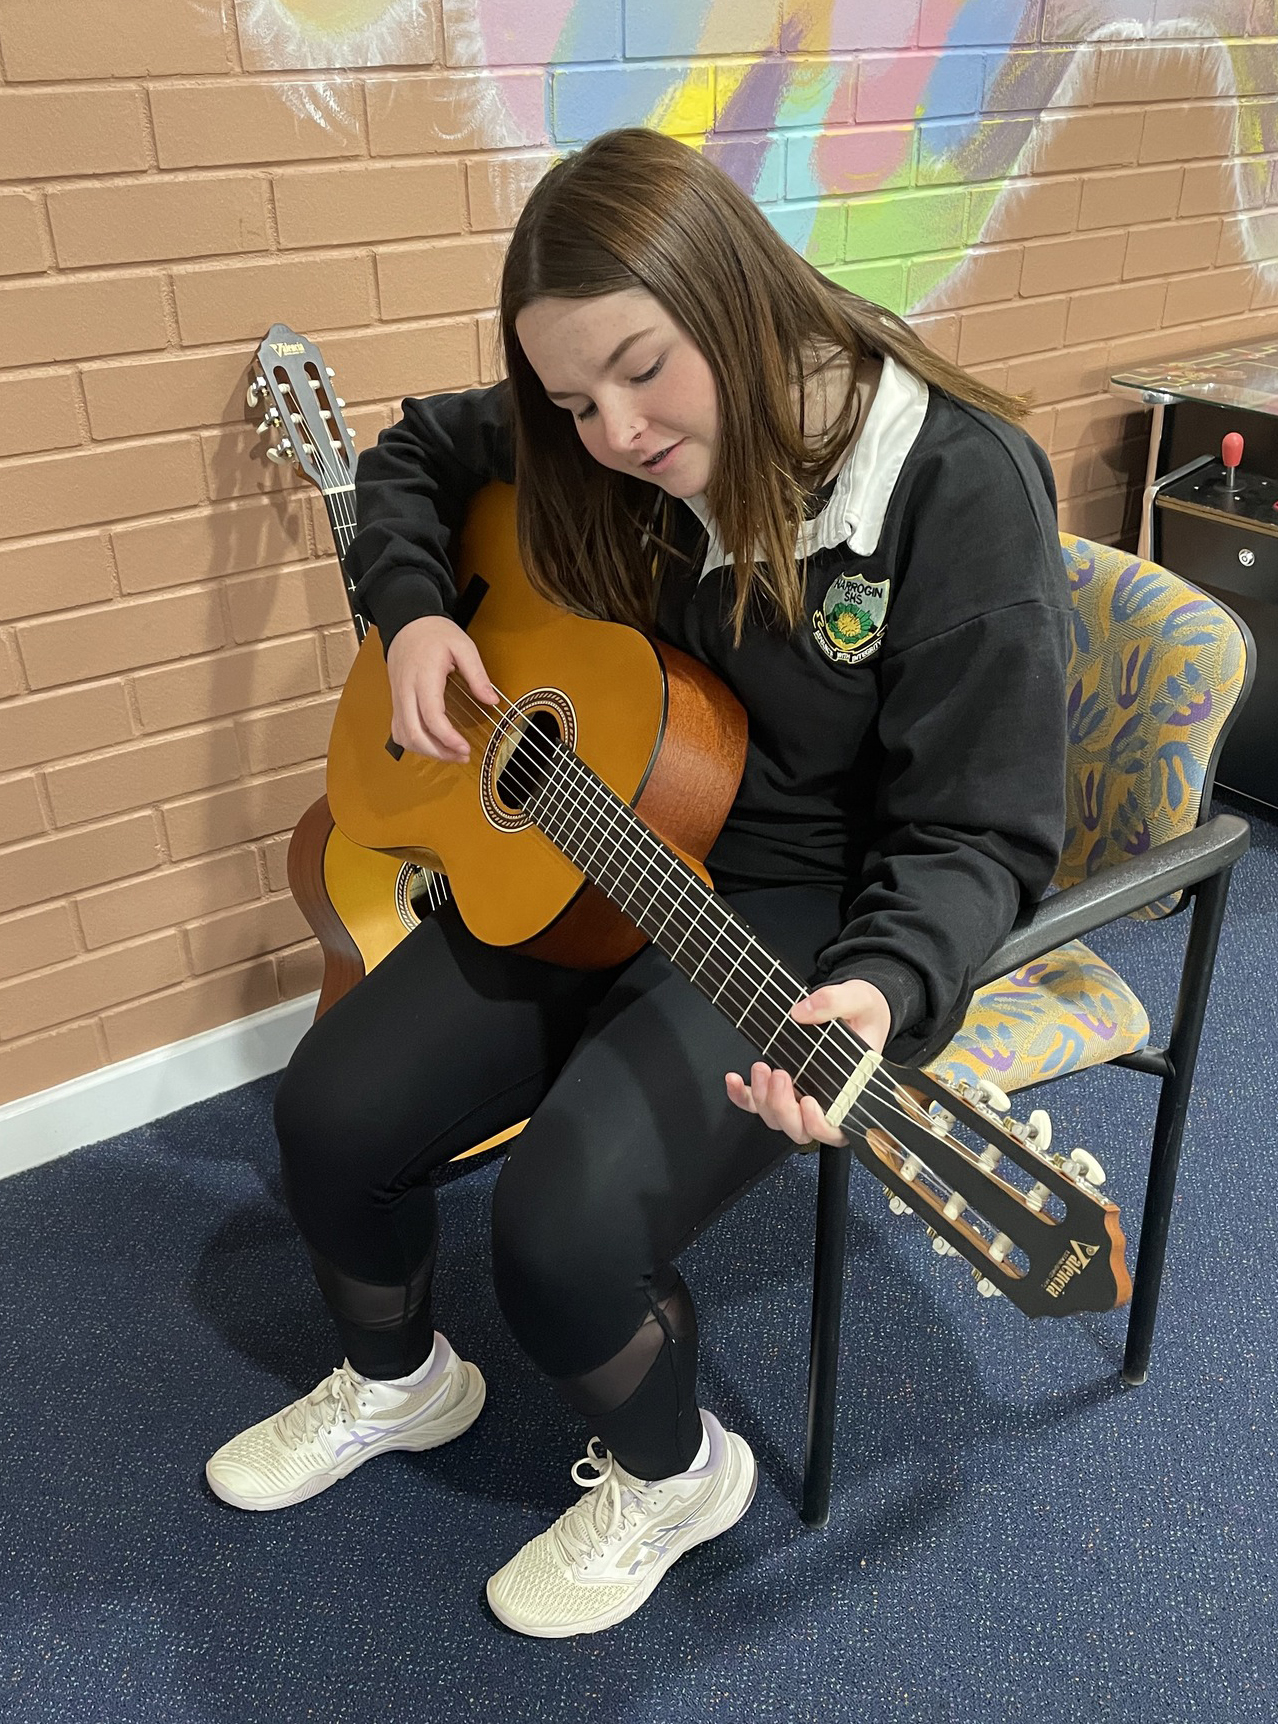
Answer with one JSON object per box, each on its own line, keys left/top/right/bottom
{"left": 1044, "top": 1237, "right": 1100, "bottom": 1299}
{"left": 271, "top": 341, "right": 306, "bottom": 356}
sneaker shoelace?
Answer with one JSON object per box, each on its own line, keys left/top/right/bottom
{"left": 275, "top": 1365, "right": 367, "bottom": 1449}
{"left": 553, "top": 1439, "right": 657, "bottom": 1567}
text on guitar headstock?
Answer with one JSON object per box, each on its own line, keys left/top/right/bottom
{"left": 850, "top": 1061, "right": 1131, "bottom": 1319}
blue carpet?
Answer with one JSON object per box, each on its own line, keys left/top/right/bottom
{"left": 2, "top": 793, "right": 1275, "bottom": 1724}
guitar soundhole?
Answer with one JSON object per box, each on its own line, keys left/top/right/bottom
{"left": 495, "top": 708, "right": 562, "bottom": 810}
{"left": 481, "top": 689, "right": 577, "bottom": 833}
{"left": 400, "top": 866, "right": 445, "bottom": 926}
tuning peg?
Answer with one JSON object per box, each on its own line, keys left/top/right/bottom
{"left": 972, "top": 1272, "right": 1003, "bottom": 1299}
{"left": 266, "top": 438, "right": 294, "bottom": 464}
{"left": 326, "top": 366, "right": 335, "bottom": 377}
{"left": 974, "top": 1079, "right": 1011, "bottom": 1113}
{"left": 348, "top": 427, "right": 358, "bottom": 440}
{"left": 883, "top": 1183, "right": 913, "bottom": 1216}
{"left": 335, "top": 396, "right": 345, "bottom": 408}
{"left": 931, "top": 1235, "right": 958, "bottom": 1257}
{"left": 257, "top": 409, "right": 282, "bottom": 434}
{"left": 246, "top": 379, "right": 262, "bottom": 408}
{"left": 1066, "top": 1147, "right": 1106, "bottom": 1187}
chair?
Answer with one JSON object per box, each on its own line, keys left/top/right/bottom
{"left": 801, "top": 534, "right": 1254, "bottom": 1528}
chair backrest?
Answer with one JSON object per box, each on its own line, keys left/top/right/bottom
{"left": 1058, "top": 533, "right": 1250, "bottom": 918}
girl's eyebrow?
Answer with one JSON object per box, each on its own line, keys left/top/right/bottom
{"left": 544, "top": 328, "right": 656, "bottom": 401}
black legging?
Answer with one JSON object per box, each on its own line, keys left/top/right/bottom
{"left": 274, "top": 882, "right": 847, "bottom": 1480}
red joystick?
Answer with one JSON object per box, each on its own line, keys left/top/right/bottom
{"left": 1222, "top": 431, "right": 1244, "bottom": 493}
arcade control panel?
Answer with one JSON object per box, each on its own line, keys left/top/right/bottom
{"left": 1154, "top": 432, "right": 1273, "bottom": 808}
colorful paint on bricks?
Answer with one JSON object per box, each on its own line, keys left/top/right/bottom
{"left": 235, "top": 0, "right": 1278, "bottom": 310}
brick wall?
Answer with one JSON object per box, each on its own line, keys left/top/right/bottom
{"left": 0, "top": 2, "right": 1275, "bottom": 1107}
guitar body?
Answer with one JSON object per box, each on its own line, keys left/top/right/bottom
{"left": 287, "top": 795, "right": 443, "bottom": 1016}
{"left": 327, "top": 483, "right": 749, "bottom": 968}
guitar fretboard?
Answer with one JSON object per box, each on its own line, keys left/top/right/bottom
{"left": 323, "top": 490, "right": 367, "bottom": 640}
{"left": 525, "top": 733, "right": 873, "bottom": 1125}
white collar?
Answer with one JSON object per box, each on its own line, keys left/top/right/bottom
{"left": 681, "top": 351, "right": 930, "bottom": 575}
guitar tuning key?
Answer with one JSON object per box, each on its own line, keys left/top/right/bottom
{"left": 972, "top": 1272, "right": 1002, "bottom": 1299}
{"left": 973, "top": 1079, "right": 1011, "bottom": 1114}
{"left": 246, "top": 379, "right": 262, "bottom": 408}
{"left": 266, "top": 438, "right": 294, "bottom": 464}
{"left": 326, "top": 366, "right": 335, "bottom": 377}
{"left": 882, "top": 1184, "right": 913, "bottom": 1216}
{"left": 1065, "top": 1147, "right": 1106, "bottom": 1187}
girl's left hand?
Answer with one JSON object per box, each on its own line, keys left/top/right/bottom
{"left": 724, "top": 980, "right": 892, "bottom": 1146}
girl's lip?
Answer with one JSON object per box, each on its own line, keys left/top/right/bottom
{"left": 642, "top": 439, "right": 684, "bottom": 469}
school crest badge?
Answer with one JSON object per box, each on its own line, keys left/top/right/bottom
{"left": 812, "top": 572, "right": 890, "bottom": 665}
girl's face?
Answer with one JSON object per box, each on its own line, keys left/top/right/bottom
{"left": 515, "top": 288, "right": 719, "bottom": 498}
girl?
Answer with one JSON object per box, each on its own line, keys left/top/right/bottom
{"left": 206, "top": 127, "right": 1069, "bottom": 1638}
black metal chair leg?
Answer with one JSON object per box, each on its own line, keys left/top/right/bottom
{"left": 802, "top": 1141, "right": 852, "bottom": 1528}
{"left": 1122, "top": 865, "right": 1234, "bottom": 1386}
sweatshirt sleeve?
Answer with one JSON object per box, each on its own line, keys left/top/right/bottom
{"left": 812, "top": 414, "right": 1070, "bottom": 1067}
{"left": 345, "top": 379, "right": 515, "bottom": 651}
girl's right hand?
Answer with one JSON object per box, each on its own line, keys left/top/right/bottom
{"left": 385, "top": 614, "right": 498, "bottom": 763}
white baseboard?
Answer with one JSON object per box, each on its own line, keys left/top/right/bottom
{"left": 0, "top": 991, "right": 319, "bottom": 1183}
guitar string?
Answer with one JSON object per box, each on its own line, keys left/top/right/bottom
{"left": 302, "top": 425, "right": 1045, "bottom": 1255}
{"left": 431, "top": 672, "right": 1013, "bottom": 1179}
{"left": 437, "top": 678, "right": 1058, "bottom": 1267}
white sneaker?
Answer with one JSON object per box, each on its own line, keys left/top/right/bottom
{"left": 486, "top": 1410, "right": 757, "bottom": 1638}
{"left": 205, "top": 1333, "right": 485, "bottom": 1511}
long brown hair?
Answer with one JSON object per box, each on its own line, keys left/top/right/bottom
{"left": 499, "top": 127, "right": 1026, "bottom": 644}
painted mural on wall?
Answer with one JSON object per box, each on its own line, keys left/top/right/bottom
{"left": 233, "top": 0, "right": 1278, "bottom": 311}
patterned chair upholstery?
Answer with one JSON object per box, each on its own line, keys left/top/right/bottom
{"left": 928, "top": 533, "right": 1249, "bottom": 1095}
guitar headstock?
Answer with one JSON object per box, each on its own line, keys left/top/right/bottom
{"left": 857, "top": 1060, "right": 1131, "bottom": 1320}
{"left": 247, "top": 323, "right": 357, "bottom": 498}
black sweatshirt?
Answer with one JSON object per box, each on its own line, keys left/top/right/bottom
{"left": 346, "top": 356, "right": 1070, "bottom": 1065}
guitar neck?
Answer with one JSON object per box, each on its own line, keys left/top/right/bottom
{"left": 320, "top": 485, "right": 369, "bottom": 641}
{"left": 527, "top": 737, "right": 880, "bottom": 1129}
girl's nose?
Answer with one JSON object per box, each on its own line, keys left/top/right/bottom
{"left": 600, "top": 400, "right": 644, "bottom": 457}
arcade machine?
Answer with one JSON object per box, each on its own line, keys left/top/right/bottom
{"left": 1112, "top": 337, "right": 1278, "bottom": 813}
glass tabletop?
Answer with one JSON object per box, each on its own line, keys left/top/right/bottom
{"left": 1110, "top": 334, "right": 1278, "bottom": 416}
